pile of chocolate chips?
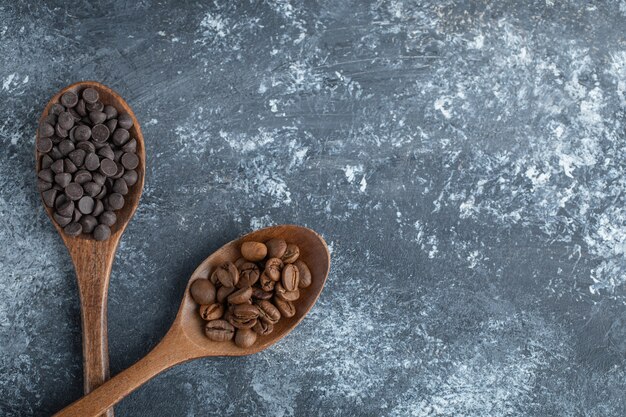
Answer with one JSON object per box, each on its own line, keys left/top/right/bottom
{"left": 189, "top": 238, "right": 312, "bottom": 348}
{"left": 36, "top": 88, "right": 139, "bottom": 241}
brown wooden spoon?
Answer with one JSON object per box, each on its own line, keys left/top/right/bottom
{"left": 52, "top": 225, "right": 330, "bottom": 417}
{"left": 36, "top": 81, "right": 145, "bottom": 417}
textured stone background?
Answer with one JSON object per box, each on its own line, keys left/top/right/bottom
{"left": 1, "top": 1, "right": 626, "bottom": 416}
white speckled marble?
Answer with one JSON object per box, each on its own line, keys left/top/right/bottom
{"left": 1, "top": 1, "right": 625, "bottom": 416}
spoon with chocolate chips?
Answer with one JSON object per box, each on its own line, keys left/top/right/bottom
{"left": 53, "top": 225, "right": 330, "bottom": 417}
{"left": 36, "top": 82, "right": 145, "bottom": 417}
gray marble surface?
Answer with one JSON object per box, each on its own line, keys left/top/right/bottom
{"left": 1, "top": 1, "right": 626, "bottom": 416}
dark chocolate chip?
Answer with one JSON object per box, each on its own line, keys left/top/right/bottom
{"left": 83, "top": 181, "right": 101, "bottom": 197}
{"left": 55, "top": 124, "right": 68, "bottom": 138}
{"left": 103, "top": 105, "right": 118, "bottom": 120}
{"left": 41, "top": 154, "right": 53, "bottom": 169}
{"left": 50, "top": 159, "right": 64, "bottom": 174}
{"left": 77, "top": 141, "right": 96, "bottom": 153}
{"left": 73, "top": 209, "right": 82, "bottom": 222}
{"left": 74, "top": 169, "right": 92, "bottom": 184}
{"left": 92, "top": 172, "right": 106, "bottom": 186}
{"left": 99, "top": 158, "right": 117, "bottom": 177}
{"left": 36, "top": 137, "right": 53, "bottom": 153}
{"left": 39, "top": 122, "right": 54, "bottom": 138}
{"left": 84, "top": 153, "right": 100, "bottom": 171}
{"left": 58, "top": 112, "right": 75, "bottom": 130}
{"left": 78, "top": 196, "right": 95, "bottom": 214}
{"left": 57, "top": 200, "right": 74, "bottom": 217}
{"left": 60, "top": 92, "right": 78, "bottom": 108}
{"left": 112, "top": 129, "right": 129, "bottom": 146}
{"left": 97, "top": 145, "right": 114, "bottom": 160}
{"left": 49, "top": 103, "right": 65, "bottom": 116}
{"left": 74, "top": 125, "right": 91, "bottom": 141}
{"left": 92, "top": 199, "right": 104, "bottom": 216}
{"left": 37, "top": 179, "right": 52, "bottom": 191}
{"left": 93, "top": 224, "right": 111, "bottom": 241}
{"left": 68, "top": 149, "right": 86, "bottom": 167}
{"left": 86, "top": 101, "right": 104, "bottom": 112}
{"left": 37, "top": 169, "right": 54, "bottom": 183}
{"left": 99, "top": 211, "right": 116, "bottom": 226}
{"left": 91, "top": 124, "right": 110, "bottom": 142}
{"left": 45, "top": 114, "right": 58, "bottom": 125}
{"left": 118, "top": 113, "right": 133, "bottom": 130}
{"left": 89, "top": 111, "right": 106, "bottom": 125}
{"left": 49, "top": 146, "right": 63, "bottom": 160}
{"left": 112, "top": 178, "right": 128, "bottom": 195}
{"left": 111, "top": 162, "right": 124, "bottom": 179}
{"left": 42, "top": 189, "right": 57, "bottom": 207}
{"left": 107, "top": 193, "right": 124, "bottom": 210}
{"left": 121, "top": 152, "right": 139, "bottom": 170}
{"left": 53, "top": 213, "right": 72, "bottom": 227}
{"left": 105, "top": 118, "right": 117, "bottom": 133}
{"left": 64, "top": 158, "right": 77, "bottom": 174}
{"left": 54, "top": 173, "right": 72, "bottom": 188}
{"left": 95, "top": 186, "right": 108, "bottom": 200}
{"left": 79, "top": 215, "right": 98, "bottom": 233}
{"left": 122, "top": 169, "right": 138, "bottom": 186}
{"left": 82, "top": 88, "right": 99, "bottom": 104}
{"left": 65, "top": 182, "right": 83, "bottom": 200}
{"left": 113, "top": 150, "right": 123, "bottom": 161}
{"left": 68, "top": 108, "right": 82, "bottom": 121}
{"left": 64, "top": 222, "right": 82, "bottom": 236}
{"left": 76, "top": 99, "right": 87, "bottom": 116}
{"left": 58, "top": 139, "right": 75, "bottom": 156}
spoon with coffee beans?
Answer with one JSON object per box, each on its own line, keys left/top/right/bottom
{"left": 52, "top": 225, "right": 330, "bottom": 417}
{"left": 36, "top": 81, "right": 145, "bottom": 417}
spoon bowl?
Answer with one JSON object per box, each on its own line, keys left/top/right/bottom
{"left": 53, "top": 225, "right": 330, "bottom": 417}
{"left": 36, "top": 81, "right": 145, "bottom": 417}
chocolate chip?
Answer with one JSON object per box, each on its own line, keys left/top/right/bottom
{"left": 118, "top": 113, "right": 133, "bottom": 130}
{"left": 122, "top": 169, "right": 138, "bottom": 186}
{"left": 111, "top": 162, "right": 125, "bottom": 179}
{"left": 73, "top": 208, "right": 82, "bottom": 222}
{"left": 58, "top": 112, "right": 74, "bottom": 130}
{"left": 105, "top": 118, "right": 117, "bottom": 133}
{"left": 37, "top": 180, "right": 52, "bottom": 191}
{"left": 39, "top": 122, "right": 54, "bottom": 138}
{"left": 53, "top": 213, "right": 72, "bottom": 227}
{"left": 49, "top": 103, "right": 65, "bottom": 115}
{"left": 99, "top": 211, "right": 116, "bottom": 226}
{"left": 92, "top": 199, "right": 104, "bottom": 216}
{"left": 83, "top": 182, "right": 101, "bottom": 197}
{"left": 121, "top": 138, "right": 137, "bottom": 153}
{"left": 68, "top": 108, "right": 82, "bottom": 122}
{"left": 36, "top": 137, "right": 53, "bottom": 153}
{"left": 74, "top": 170, "right": 92, "bottom": 184}
{"left": 58, "top": 139, "right": 75, "bottom": 156}
{"left": 49, "top": 146, "right": 63, "bottom": 160}
{"left": 77, "top": 196, "right": 95, "bottom": 214}
{"left": 121, "top": 152, "right": 139, "bottom": 170}
{"left": 41, "top": 154, "right": 53, "bottom": 169}
{"left": 60, "top": 92, "right": 78, "bottom": 108}
{"left": 79, "top": 215, "right": 98, "bottom": 233}
{"left": 89, "top": 111, "right": 106, "bottom": 125}
{"left": 42, "top": 189, "right": 57, "bottom": 207}
{"left": 45, "top": 114, "right": 58, "bottom": 125}
{"left": 74, "top": 125, "right": 91, "bottom": 141}
{"left": 86, "top": 101, "right": 104, "bottom": 112}
{"left": 50, "top": 159, "right": 64, "bottom": 174}
{"left": 92, "top": 172, "right": 106, "bottom": 186}
{"left": 112, "top": 128, "right": 129, "bottom": 146}
{"left": 99, "top": 159, "right": 117, "bottom": 177}
{"left": 65, "top": 182, "right": 83, "bottom": 200}
{"left": 54, "top": 173, "right": 71, "bottom": 188}
{"left": 77, "top": 141, "right": 96, "bottom": 153}
{"left": 55, "top": 124, "right": 68, "bottom": 138}
{"left": 91, "top": 124, "right": 110, "bottom": 142}
{"left": 112, "top": 178, "right": 128, "bottom": 195}
{"left": 97, "top": 145, "right": 114, "bottom": 160}
{"left": 37, "top": 169, "right": 54, "bottom": 183}
{"left": 68, "top": 149, "right": 86, "bottom": 167}
{"left": 107, "top": 193, "right": 124, "bottom": 210}
{"left": 76, "top": 99, "right": 87, "bottom": 116}
{"left": 64, "top": 222, "right": 82, "bottom": 236}
{"left": 82, "top": 88, "right": 99, "bottom": 104}
{"left": 93, "top": 224, "right": 111, "bottom": 241}
{"left": 103, "top": 105, "right": 117, "bottom": 120}
{"left": 84, "top": 153, "right": 100, "bottom": 171}
{"left": 63, "top": 158, "right": 77, "bottom": 174}
{"left": 57, "top": 200, "right": 74, "bottom": 217}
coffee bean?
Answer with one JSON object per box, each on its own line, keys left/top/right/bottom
{"left": 82, "top": 87, "right": 99, "bottom": 104}
{"left": 121, "top": 152, "right": 139, "bottom": 170}
{"left": 54, "top": 173, "right": 72, "bottom": 188}
{"left": 103, "top": 105, "right": 117, "bottom": 120}
{"left": 235, "top": 328, "right": 257, "bottom": 348}
{"left": 63, "top": 158, "right": 77, "bottom": 174}
{"left": 227, "top": 287, "right": 253, "bottom": 305}
{"left": 58, "top": 139, "right": 75, "bottom": 156}
{"left": 215, "top": 262, "right": 239, "bottom": 288}
{"left": 74, "top": 125, "right": 91, "bottom": 141}
{"left": 37, "top": 168, "right": 54, "bottom": 183}
{"left": 58, "top": 112, "right": 74, "bottom": 130}
{"left": 91, "top": 124, "right": 109, "bottom": 142}
{"left": 274, "top": 297, "right": 295, "bottom": 318}
{"left": 64, "top": 222, "right": 82, "bottom": 236}
{"left": 53, "top": 212, "right": 72, "bottom": 227}
{"left": 252, "top": 320, "right": 273, "bottom": 335}
{"left": 83, "top": 182, "right": 101, "bottom": 197}
{"left": 255, "top": 300, "right": 281, "bottom": 324}
{"left": 281, "top": 264, "right": 300, "bottom": 291}
{"left": 107, "top": 193, "right": 124, "bottom": 210}
{"left": 97, "top": 145, "right": 114, "bottom": 160}
{"left": 118, "top": 113, "right": 133, "bottom": 130}
{"left": 49, "top": 103, "right": 65, "bottom": 115}
{"left": 229, "top": 304, "right": 259, "bottom": 329}
{"left": 68, "top": 149, "right": 86, "bottom": 167}
{"left": 89, "top": 111, "right": 106, "bottom": 125}
{"left": 204, "top": 320, "right": 235, "bottom": 342}
{"left": 84, "top": 153, "right": 100, "bottom": 171}
{"left": 293, "top": 260, "right": 312, "bottom": 288}
{"left": 200, "top": 303, "right": 224, "bottom": 321}
{"left": 76, "top": 99, "right": 87, "bottom": 116}
{"left": 217, "top": 286, "right": 236, "bottom": 303}
{"left": 112, "top": 178, "right": 128, "bottom": 195}
{"left": 79, "top": 215, "right": 98, "bottom": 233}
{"left": 57, "top": 200, "right": 74, "bottom": 217}
{"left": 251, "top": 287, "right": 273, "bottom": 300}
{"left": 281, "top": 243, "right": 300, "bottom": 263}
{"left": 260, "top": 272, "right": 275, "bottom": 292}
{"left": 93, "top": 224, "right": 111, "bottom": 241}
{"left": 99, "top": 158, "right": 117, "bottom": 177}
{"left": 77, "top": 141, "right": 96, "bottom": 153}
{"left": 265, "top": 238, "right": 287, "bottom": 259}
{"left": 121, "top": 138, "right": 137, "bottom": 153}
{"left": 60, "top": 91, "right": 78, "bottom": 108}
{"left": 42, "top": 189, "right": 57, "bottom": 208}
{"left": 92, "top": 199, "right": 104, "bottom": 217}
{"left": 264, "top": 258, "right": 283, "bottom": 281}
{"left": 275, "top": 282, "right": 299, "bottom": 302}
{"left": 99, "top": 211, "right": 116, "bottom": 226}
{"left": 237, "top": 262, "right": 260, "bottom": 288}
{"left": 86, "top": 101, "right": 104, "bottom": 112}
{"left": 65, "top": 182, "right": 83, "bottom": 200}
{"left": 37, "top": 179, "right": 52, "bottom": 191}
{"left": 190, "top": 279, "right": 216, "bottom": 305}
{"left": 241, "top": 241, "right": 267, "bottom": 262}
{"left": 122, "top": 169, "right": 138, "bottom": 186}
{"left": 105, "top": 118, "right": 117, "bottom": 133}
{"left": 112, "top": 128, "right": 130, "bottom": 146}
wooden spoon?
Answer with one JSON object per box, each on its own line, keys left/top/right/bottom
{"left": 36, "top": 81, "right": 146, "bottom": 417}
{"left": 52, "top": 225, "right": 330, "bottom": 417}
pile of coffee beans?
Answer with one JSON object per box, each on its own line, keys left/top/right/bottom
{"left": 36, "top": 87, "right": 139, "bottom": 241}
{"left": 189, "top": 238, "right": 312, "bottom": 348}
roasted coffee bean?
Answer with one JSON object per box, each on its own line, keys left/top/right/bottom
{"left": 227, "top": 287, "right": 253, "bottom": 305}
{"left": 99, "top": 158, "right": 117, "bottom": 177}
{"left": 214, "top": 262, "right": 239, "bottom": 288}
{"left": 265, "top": 238, "right": 287, "bottom": 259}
{"left": 64, "top": 222, "right": 82, "bottom": 236}
{"left": 53, "top": 213, "right": 72, "bottom": 227}
{"left": 89, "top": 123, "right": 109, "bottom": 142}
{"left": 255, "top": 300, "right": 281, "bottom": 324}
{"left": 60, "top": 91, "right": 78, "bottom": 108}
{"left": 235, "top": 328, "right": 257, "bottom": 348}
{"left": 37, "top": 179, "right": 52, "bottom": 191}
{"left": 74, "top": 169, "right": 91, "bottom": 184}
{"left": 49, "top": 103, "right": 65, "bottom": 115}
{"left": 260, "top": 272, "right": 275, "bottom": 292}
{"left": 112, "top": 128, "right": 130, "bottom": 146}
{"left": 68, "top": 149, "right": 86, "bottom": 167}
{"left": 294, "top": 260, "right": 312, "bottom": 288}
{"left": 200, "top": 303, "right": 224, "bottom": 321}
{"left": 77, "top": 196, "right": 95, "bottom": 214}
{"left": 190, "top": 279, "right": 216, "bottom": 305}
{"left": 105, "top": 118, "right": 117, "bottom": 133}
{"left": 229, "top": 314, "right": 258, "bottom": 330}
{"left": 42, "top": 189, "right": 57, "bottom": 207}
{"left": 217, "top": 286, "right": 235, "bottom": 303}
{"left": 252, "top": 287, "right": 273, "bottom": 300}
{"left": 89, "top": 111, "right": 107, "bottom": 125}
{"left": 82, "top": 87, "right": 99, "bottom": 103}
{"left": 234, "top": 257, "right": 247, "bottom": 269}
{"left": 264, "top": 258, "right": 283, "bottom": 281}
{"left": 36, "top": 136, "right": 53, "bottom": 153}
{"left": 121, "top": 152, "right": 138, "bottom": 170}
{"left": 86, "top": 101, "right": 104, "bottom": 112}
{"left": 122, "top": 169, "right": 138, "bottom": 186}
{"left": 241, "top": 241, "right": 267, "bottom": 262}
{"left": 253, "top": 320, "right": 273, "bottom": 336}
{"left": 275, "top": 282, "right": 300, "bottom": 302}
{"left": 65, "top": 182, "right": 83, "bottom": 200}
{"left": 282, "top": 264, "right": 299, "bottom": 291}
{"left": 112, "top": 178, "right": 128, "bottom": 195}
{"left": 93, "top": 224, "right": 111, "bottom": 241}
{"left": 282, "top": 244, "right": 300, "bottom": 263}
{"left": 58, "top": 112, "right": 74, "bottom": 130}
{"left": 237, "top": 262, "right": 260, "bottom": 288}
{"left": 274, "top": 297, "right": 296, "bottom": 318}
{"left": 103, "top": 105, "right": 117, "bottom": 120}
{"left": 118, "top": 113, "right": 133, "bottom": 129}
{"left": 84, "top": 153, "right": 100, "bottom": 171}
{"left": 99, "top": 211, "right": 116, "bottom": 226}
{"left": 79, "top": 215, "right": 97, "bottom": 233}
{"left": 54, "top": 173, "right": 71, "bottom": 188}
{"left": 107, "top": 193, "right": 124, "bottom": 210}
{"left": 64, "top": 158, "right": 77, "bottom": 174}
{"left": 205, "top": 320, "right": 235, "bottom": 342}
{"left": 76, "top": 99, "right": 87, "bottom": 116}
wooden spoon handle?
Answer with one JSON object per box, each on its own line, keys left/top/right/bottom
{"left": 53, "top": 327, "right": 195, "bottom": 417}
{"left": 67, "top": 239, "right": 119, "bottom": 417}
